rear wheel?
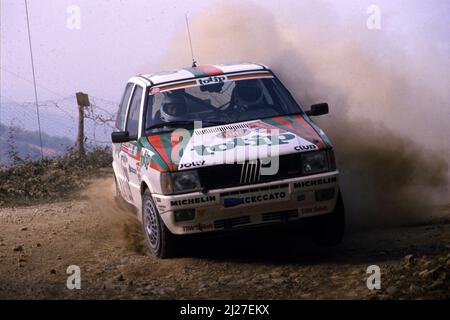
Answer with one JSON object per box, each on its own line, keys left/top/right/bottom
{"left": 142, "top": 189, "right": 176, "bottom": 258}
{"left": 312, "top": 192, "right": 345, "bottom": 246}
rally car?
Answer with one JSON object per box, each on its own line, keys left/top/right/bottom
{"left": 112, "top": 63, "right": 345, "bottom": 258}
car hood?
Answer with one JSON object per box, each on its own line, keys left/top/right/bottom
{"left": 140, "top": 114, "right": 332, "bottom": 172}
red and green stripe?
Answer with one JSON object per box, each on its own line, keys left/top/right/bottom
{"left": 138, "top": 137, "right": 169, "bottom": 172}
{"left": 184, "top": 65, "right": 224, "bottom": 77}
{"left": 264, "top": 115, "right": 326, "bottom": 148}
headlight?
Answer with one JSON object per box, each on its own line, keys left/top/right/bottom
{"left": 301, "top": 151, "right": 329, "bottom": 175}
{"left": 161, "top": 171, "right": 202, "bottom": 194}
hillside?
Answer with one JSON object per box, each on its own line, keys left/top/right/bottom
{"left": 0, "top": 123, "right": 74, "bottom": 164}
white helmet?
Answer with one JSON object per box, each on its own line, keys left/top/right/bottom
{"left": 160, "top": 92, "right": 188, "bottom": 122}
{"left": 233, "top": 79, "right": 264, "bottom": 108}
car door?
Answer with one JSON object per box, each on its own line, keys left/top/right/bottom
{"left": 121, "top": 84, "right": 144, "bottom": 206}
{"left": 113, "top": 83, "right": 134, "bottom": 202}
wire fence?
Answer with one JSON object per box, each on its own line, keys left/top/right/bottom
{"left": 0, "top": 94, "right": 117, "bottom": 164}
{"left": 0, "top": 0, "right": 118, "bottom": 165}
{"left": 0, "top": 65, "right": 119, "bottom": 164}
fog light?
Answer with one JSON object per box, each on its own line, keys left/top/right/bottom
{"left": 315, "top": 188, "right": 335, "bottom": 201}
{"left": 174, "top": 209, "right": 196, "bottom": 222}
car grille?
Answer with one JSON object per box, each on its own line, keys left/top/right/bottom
{"left": 198, "top": 153, "right": 306, "bottom": 190}
{"left": 261, "top": 210, "right": 298, "bottom": 222}
{"left": 214, "top": 216, "right": 251, "bottom": 229}
{"left": 213, "top": 210, "right": 300, "bottom": 230}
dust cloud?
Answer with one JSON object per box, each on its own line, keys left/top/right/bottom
{"left": 83, "top": 178, "right": 147, "bottom": 254}
{"left": 158, "top": 1, "right": 449, "bottom": 230}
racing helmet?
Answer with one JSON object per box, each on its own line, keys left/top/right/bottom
{"left": 160, "top": 92, "right": 188, "bottom": 122}
{"left": 233, "top": 79, "right": 264, "bottom": 108}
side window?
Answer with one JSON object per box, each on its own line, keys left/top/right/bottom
{"left": 116, "top": 83, "right": 133, "bottom": 130}
{"left": 126, "top": 85, "right": 143, "bottom": 139}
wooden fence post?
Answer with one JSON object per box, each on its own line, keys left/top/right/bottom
{"left": 75, "top": 92, "right": 90, "bottom": 158}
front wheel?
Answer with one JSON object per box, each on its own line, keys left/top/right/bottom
{"left": 311, "top": 192, "right": 345, "bottom": 246}
{"left": 142, "top": 189, "right": 177, "bottom": 258}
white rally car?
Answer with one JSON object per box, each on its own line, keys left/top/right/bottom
{"left": 112, "top": 63, "right": 345, "bottom": 258}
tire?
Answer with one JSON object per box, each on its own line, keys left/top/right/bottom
{"left": 311, "top": 191, "right": 345, "bottom": 246}
{"left": 142, "top": 189, "right": 176, "bottom": 258}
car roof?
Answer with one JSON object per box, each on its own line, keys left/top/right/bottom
{"left": 138, "top": 62, "right": 269, "bottom": 85}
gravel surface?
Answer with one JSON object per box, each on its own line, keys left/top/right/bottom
{"left": 0, "top": 178, "right": 448, "bottom": 299}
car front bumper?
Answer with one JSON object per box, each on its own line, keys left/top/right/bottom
{"left": 152, "top": 171, "right": 340, "bottom": 235}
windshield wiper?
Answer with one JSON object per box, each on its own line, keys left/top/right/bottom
{"left": 146, "top": 120, "right": 230, "bottom": 132}
{"left": 202, "top": 120, "right": 229, "bottom": 126}
{"left": 146, "top": 121, "right": 196, "bottom": 131}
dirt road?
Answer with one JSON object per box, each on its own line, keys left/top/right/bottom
{"left": 0, "top": 177, "right": 448, "bottom": 299}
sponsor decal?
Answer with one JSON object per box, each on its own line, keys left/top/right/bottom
{"left": 223, "top": 198, "right": 244, "bottom": 207}
{"left": 182, "top": 223, "right": 214, "bottom": 232}
{"left": 179, "top": 160, "right": 205, "bottom": 169}
{"left": 301, "top": 206, "right": 328, "bottom": 214}
{"left": 141, "top": 149, "right": 155, "bottom": 170}
{"left": 293, "top": 176, "right": 337, "bottom": 189}
{"left": 217, "top": 128, "right": 250, "bottom": 139}
{"left": 223, "top": 191, "right": 287, "bottom": 208}
{"left": 171, "top": 196, "right": 216, "bottom": 207}
{"left": 197, "top": 75, "right": 226, "bottom": 86}
{"left": 135, "top": 162, "right": 141, "bottom": 178}
{"left": 294, "top": 144, "right": 318, "bottom": 151}
{"left": 128, "top": 165, "right": 137, "bottom": 175}
{"left": 191, "top": 133, "right": 296, "bottom": 156}
{"left": 120, "top": 143, "right": 140, "bottom": 160}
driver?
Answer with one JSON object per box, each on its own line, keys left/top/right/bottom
{"left": 160, "top": 91, "right": 188, "bottom": 122}
{"left": 232, "top": 79, "right": 264, "bottom": 111}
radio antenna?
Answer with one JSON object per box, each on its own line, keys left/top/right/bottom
{"left": 185, "top": 13, "right": 197, "bottom": 67}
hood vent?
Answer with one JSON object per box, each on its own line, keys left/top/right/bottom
{"left": 194, "top": 123, "right": 250, "bottom": 135}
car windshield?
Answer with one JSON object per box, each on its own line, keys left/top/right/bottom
{"left": 144, "top": 76, "right": 303, "bottom": 133}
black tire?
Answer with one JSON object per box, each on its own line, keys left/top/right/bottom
{"left": 311, "top": 192, "right": 345, "bottom": 246}
{"left": 142, "top": 189, "right": 176, "bottom": 258}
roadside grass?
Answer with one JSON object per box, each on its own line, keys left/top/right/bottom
{"left": 0, "top": 147, "right": 112, "bottom": 207}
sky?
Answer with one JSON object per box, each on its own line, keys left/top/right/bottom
{"left": 2, "top": 0, "right": 449, "bottom": 102}
{"left": 0, "top": 0, "right": 449, "bottom": 139}
{"left": 0, "top": 0, "right": 212, "bottom": 103}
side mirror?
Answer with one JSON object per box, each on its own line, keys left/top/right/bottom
{"left": 306, "top": 103, "right": 329, "bottom": 116}
{"left": 111, "top": 131, "right": 130, "bottom": 143}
